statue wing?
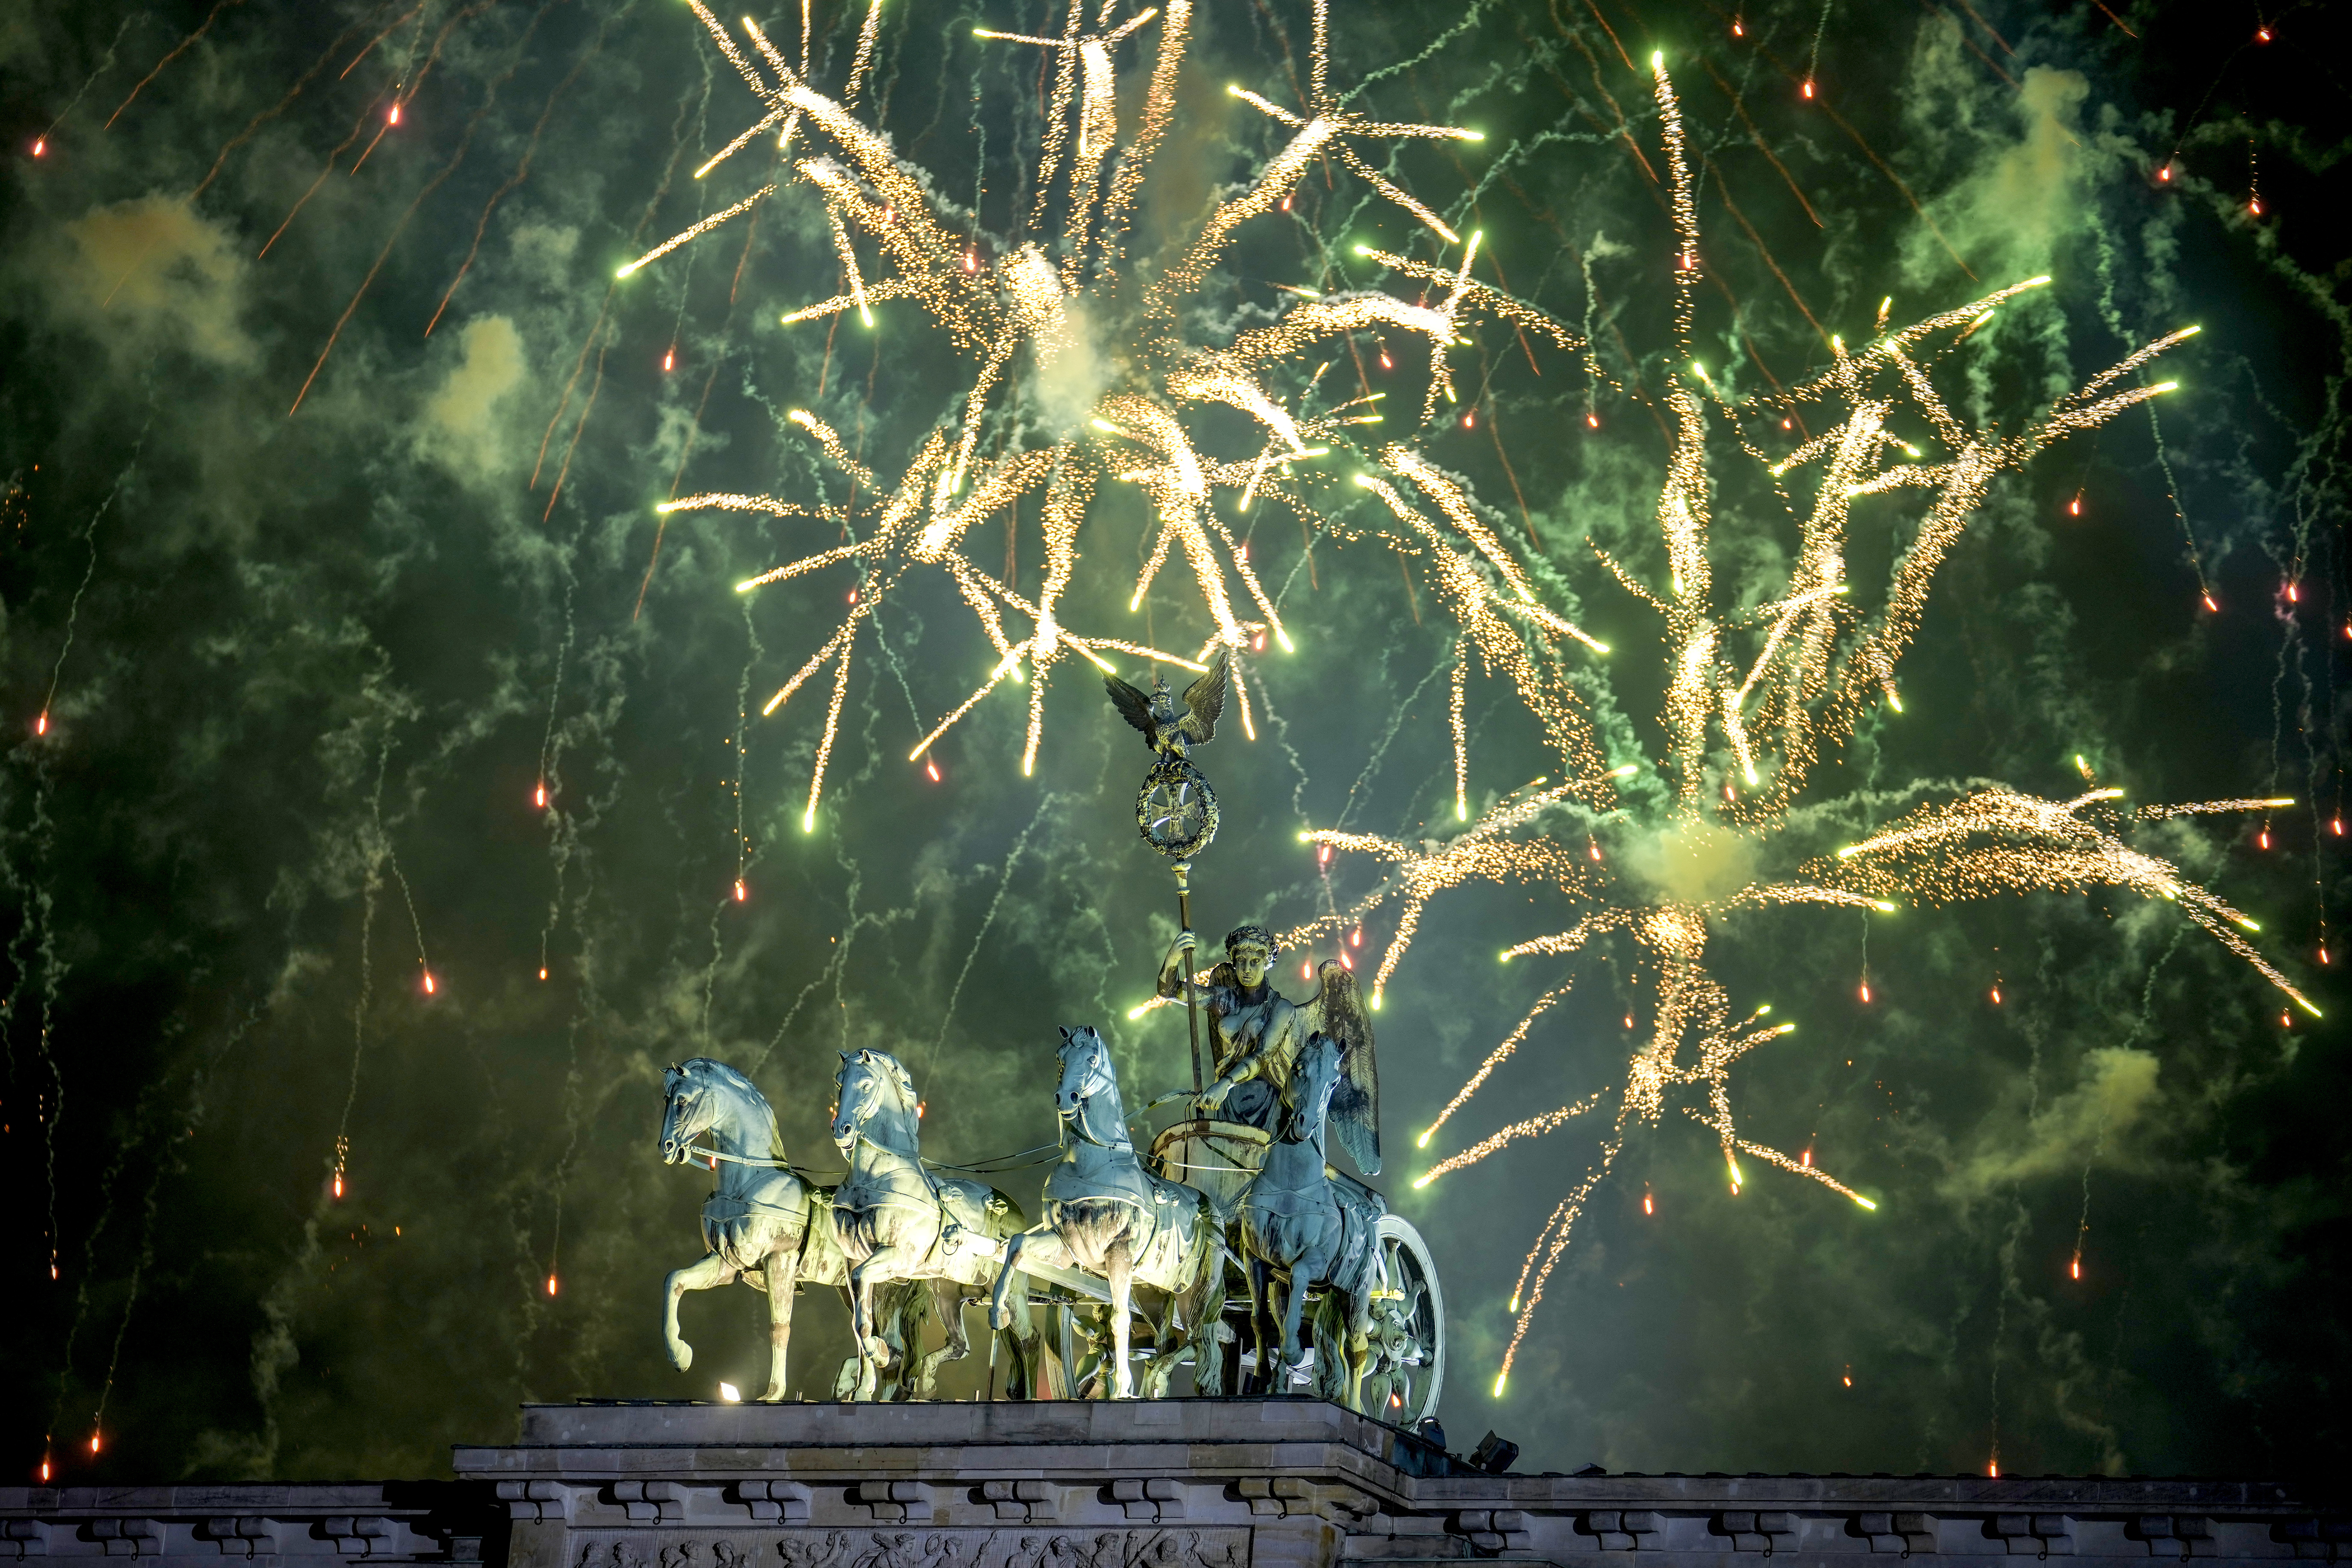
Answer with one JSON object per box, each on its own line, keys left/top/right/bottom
{"left": 1178, "top": 654, "right": 1228, "bottom": 744}
{"left": 1103, "top": 670, "right": 1159, "bottom": 746}
{"left": 1314, "top": 960, "right": 1380, "bottom": 1175}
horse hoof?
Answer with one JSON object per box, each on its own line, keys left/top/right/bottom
{"left": 669, "top": 1344, "right": 694, "bottom": 1371}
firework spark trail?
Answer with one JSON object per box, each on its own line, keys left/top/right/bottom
{"left": 290, "top": 1, "right": 556, "bottom": 415}
{"left": 105, "top": 0, "right": 248, "bottom": 130}
{"left": 255, "top": 92, "right": 390, "bottom": 260}
{"left": 32, "top": 15, "right": 137, "bottom": 153}
{"left": 425, "top": 8, "right": 622, "bottom": 337}
{"left": 191, "top": 6, "right": 393, "bottom": 198}
{"left": 1414, "top": 1090, "right": 1609, "bottom": 1187}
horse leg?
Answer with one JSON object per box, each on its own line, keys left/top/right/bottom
{"left": 761, "top": 1247, "right": 798, "bottom": 1401}
{"left": 849, "top": 1262, "right": 882, "bottom": 1402}
{"left": 990, "top": 1230, "right": 1030, "bottom": 1332}
{"left": 1281, "top": 1236, "right": 1331, "bottom": 1383}
{"left": 663, "top": 1253, "right": 735, "bottom": 1372}
{"left": 1107, "top": 1234, "right": 1134, "bottom": 1400}
{"left": 1247, "top": 1256, "right": 1274, "bottom": 1396}
{"left": 916, "top": 1278, "right": 969, "bottom": 1397}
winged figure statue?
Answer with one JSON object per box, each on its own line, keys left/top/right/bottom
{"left": 1104, "top": 654, "right": 1228, "bottom": 762}
{"left": 1156, "top": 924, "right": 1380, "bottom": 1175}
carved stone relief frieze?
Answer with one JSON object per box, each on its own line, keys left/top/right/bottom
{"left": 567, "top": 1526, "right": 1249, "bottom": 1568}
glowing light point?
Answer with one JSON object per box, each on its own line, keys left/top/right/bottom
{"left": 422, "top": 970, "right": 437, "bottom": 995}
{"left": 1650, "top": 50, "right": 1664, "bottom": 67}
{"left": 802, "top": 808, "right": 816, "bottom": 834}
{"left": 1416, "top": 1128, "right": 1432, "bottom": 1149}
{"left": 1411, "top": 1173, "right": 1432, "bottom": 1190}
{"left": 733, "top": 879, "right": 748, "bottom": 903}
{"left": 718, "top": 1382, "right": 742, "bottom": 1403}
{"left": 1370, "top": 989, "right": 1383, "bottom": 1011}
{"left": 1872, "top": 901, "right": 1897, "bottom": 913}
{"left": 547, "top": 1274, "right": 559, "bottom": 1296}
{"left": 35, "top": 712, "right": 47, "bottom": 736}
{"left": 33, "top": 139, "right": 45, "bottom": 157}
{"left": 1492, "top": 1372, "right": 1508, "bottom": 1397}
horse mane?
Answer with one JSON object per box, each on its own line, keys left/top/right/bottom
{"left": 680, "top": 1057, "right": 786, "bottom": 1161}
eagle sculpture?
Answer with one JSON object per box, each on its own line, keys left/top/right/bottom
{"left": 1103, "top": 653, "right": 1228, "bottom": 761}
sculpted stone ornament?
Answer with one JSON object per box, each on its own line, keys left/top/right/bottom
{"left": 1104, "top": 655, "right": 1229, "bottom": 862}
{"left": 987, "top": 1027, "right": 1227, "bottom": 1399}
{"left": 830, "top": 1048, "right": 1040, "bottom": 1401}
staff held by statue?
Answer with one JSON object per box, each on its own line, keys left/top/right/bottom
{"left": 1103, "top": 653, "right": 1229, "bottom": 1094}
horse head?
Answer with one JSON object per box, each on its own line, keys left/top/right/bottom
{"left": 1054, "top": 1026, "right": 1118, "bottom": 1120}
{"left": 661, "top": 1058, "right": 712, "bottom": 1164}
{"left": 1281, "top": 1033, "right": 1344, "bottom": 1146}
{"left": 832, "top": 1047, "right": 917, "bottom": 1154}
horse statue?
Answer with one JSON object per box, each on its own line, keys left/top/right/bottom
{"left": 830, "top": 1048, "right": 1036, "bottom": 1401}
{"left": 1235, "top": 1031, "right": 1386, "bottom": 1411}
{"left": 658, "top": 1057, "right": 848, "bottom": 1401}
{"left": 988, "top": 1026, "right": 1227, "bottom": 1398}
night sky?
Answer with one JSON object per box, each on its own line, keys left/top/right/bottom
{"left": 4, "top": 0, "right": 2349, "bottom": 1488}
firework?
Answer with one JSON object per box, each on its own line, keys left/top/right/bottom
{"left": 636, "top": 0, "right": 1557, "bottom": 820}
{"left": 1296, "top": 56, "right": 2292, "bottom": 1390}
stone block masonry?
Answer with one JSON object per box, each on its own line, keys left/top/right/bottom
{"left": 5, "top": 1401, "right": 2344, "bottom": 1568}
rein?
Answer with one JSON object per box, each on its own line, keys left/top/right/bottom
{"left": 673, "top": 1088, "right": 1198, "bottom": 1181}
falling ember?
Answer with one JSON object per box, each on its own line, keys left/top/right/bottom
{"left": 1587, "top": 836, "right": 1602, "bottom": 861}
{"left": 1989, "top": 1461, "right": 2000, "bottom": 1479}
{"left": 2203, "top": 593, "right": 2219, "bottom": 612}
{"left": 1732, "top": 17, "right": 1743, "bottom": 33}
{"left": 2159, "top": 165, "right": 2172, "bottom": 181}
{"left": 1859, "top": 981, "right": 1872, "bottom": 1003}
{"left": 2257, "top": 25, "right": 2272, "bottom": 40}
{"left": 32, "top": 139, "right": 45, "bottom": 157}
{"left": 2281, "top": 1010, "right": 2292, "bottom": 1028}
{"left": 1801, "top": 1148, "right": 1812, "bottom": 1167}
{"left": 389, "top": 103, "right": 401, "bottom": 125}
{"left": 2259, "top": 830, "right": 2271, "bottom": 850}
{"left": 422, "top": 970, "right": 437, "bottom": 995}
{"left": 1350, "top": 927, "right": 1363, "bottom": 947}
{"left": 333, "top": 1173, "right": 344, "bottom": 1199}
{"left": 1462, "top": 411, "right": 1476, "bottom": 429}
{"left": 2287, "top": 582, "right": 2299, "bottom": 602}
{"left": 1991, "top": 986, "right": 2002, "bottom": 1004}
{"left": 733, "top": 879, "right": 748, "bottom": 902}
{"left": 1279, "top": 192, "right": 1291, "bottom": 212}
{"left": 547, "top": 1274, "right": 559, "bottom": 1296}
{"left": 925, "top": 759, "right": 940, "bottom": 782}
{"left": 1801, "top": 79, "right": 1814, "bottom": 98}
{"left": 1586, "top": 412, "right": 1599, "bottom": 428}
{"left": 2250, "top": 200, "right": 2263, "bottom": 216}
{"left": 534, "top": 782, "right": 547, "bottom": 809}
{"left": 89, "top": 1435, "right": 100, "bottom": 1455}
{"left": 538, "top": 967, "right": 549, "bottom": 981}
{"left": 40, "top": 1459, "right": 50, "bottom": 1482}
{"left": 1301, "top": 960, "right": 1314, "bottom": 981}
{"left": 963, "top": 248, "right": 977, "bottom": 272}
{"left": 35, "top": 712, "right": 48, "bottom": 735}
{"left": 1642, "top": 1191, "right": 1653, "bottom": 1215}
{"left": 663, "top": 347, "right": 676, "bottom": 372}
{"left": 1843, "top": 1375, "right": 1853, "bottom": 1387}
{"left": 2333, "top": 818, "right": 2344, "bottom": 836}
{"left": 1380, "top": 350, "right": 1394, "bottom": 369}
{"left": 2070, "top": 1257, "right": 2081, "bottom": 1279}
{"left": 2068, "top": 496, "right": 2081, "bottom": 516}
{"left": 1318, "top": 845, "right": 1332, "bottom": 865}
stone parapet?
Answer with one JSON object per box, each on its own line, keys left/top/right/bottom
{"left": 6, "top": 1402, "right": 2343, "bottom": 1568}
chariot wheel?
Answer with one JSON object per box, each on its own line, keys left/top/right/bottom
{"left": 1363, "top": 1212, "right": 1444, "bottom": 1427}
